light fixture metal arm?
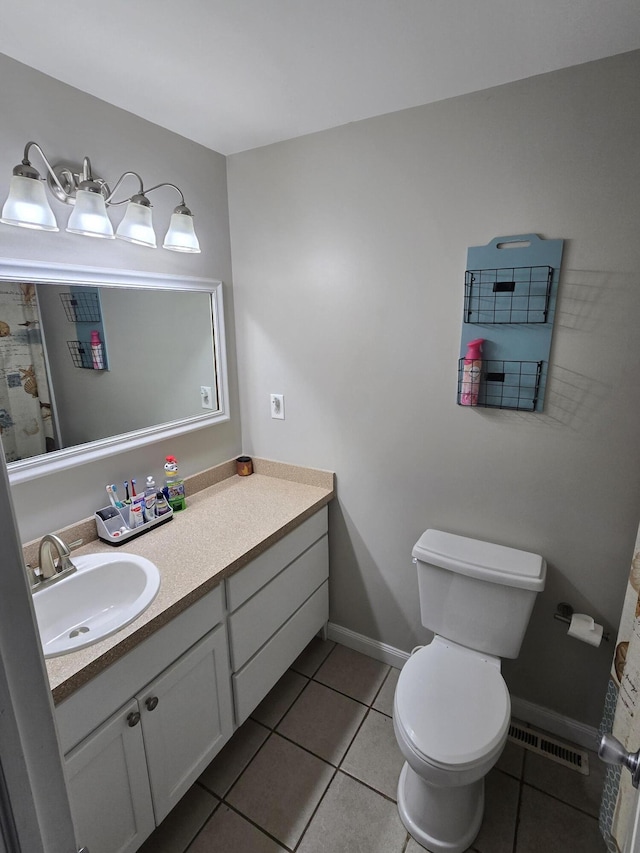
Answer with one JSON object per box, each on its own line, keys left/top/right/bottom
{"left": 143, "top": 182, "right": 187, "bottom": 207}
{"left": 104, "top": 171, "right": 145, "bottom": 205}
{"left": 20, "top": 141, "right": 70, "bottom": 200}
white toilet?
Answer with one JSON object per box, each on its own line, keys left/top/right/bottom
{"left": 393, "top": 529, "right": 546, "bottom": 853}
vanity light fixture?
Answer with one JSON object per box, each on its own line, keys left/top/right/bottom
{"left": 0, "top": 141, "right": 201, "bottom": 253}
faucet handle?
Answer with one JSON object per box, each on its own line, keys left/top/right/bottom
{"left": 26, "top": 564, "right": 44, "bottom": 588}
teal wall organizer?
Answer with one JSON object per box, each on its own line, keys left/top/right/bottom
{"left": 61, "top": 286, "right": 109, "bottom": 370}
{"left": 458, "top": 234, "right": 563, "bottom": 412}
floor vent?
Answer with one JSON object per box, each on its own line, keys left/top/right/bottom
{"left": 508, "top": 723, "right": 589, "bottom": 775}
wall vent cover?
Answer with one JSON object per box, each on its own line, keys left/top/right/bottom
{"left": 508, "top": 723, "right": 589, "bottom": 775}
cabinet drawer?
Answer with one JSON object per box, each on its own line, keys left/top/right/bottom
{"left": 56, "top": 584, "right": 224, "bottom": 754}
{"left": 229, "top": 536, "right": 328, "bottom": 671}
{"left": 226, "top": 507, "right": 327, "bottom": 612}
{"left": 232, "top": 581, "right": 328, "bottom": 725}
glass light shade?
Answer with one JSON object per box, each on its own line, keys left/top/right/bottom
{"left": 163, "top": 212, "right": 201, "bottom": 253}
{"left": 66, "top": 189, "right": 114, "bottom": 239}
{"left": 0, "top": 175, "right": 59, "bottom": 231}
{"left": 115, "top": 199, "right": 157, "bottom": 248}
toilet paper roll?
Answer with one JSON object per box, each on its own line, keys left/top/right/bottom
{"left": 568, "top": 613, "right": 603, "bottom": 647}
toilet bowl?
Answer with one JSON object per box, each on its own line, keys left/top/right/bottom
{"left": 393, "top": 637, "right": 510, "bottom": 853}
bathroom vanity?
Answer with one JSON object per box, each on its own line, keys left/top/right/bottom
{"left": 31, "top": 460, "right": 333, "bottom": 853}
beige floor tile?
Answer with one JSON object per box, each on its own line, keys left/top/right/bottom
{"left": 138, "top": 784, "right": 217, "bottom": 853}
{"left": 291, "top": 636, "right": 336, "bottom": 677}
{"left": 517, "top": 785, "right": 606, "bottom": 852}
{"left": 198, "top": 718, "right": 269, "bottom": 798}
{"left": 341, "top": 709, "right": 405, "bottom": 800}
{"left": 314, "top": 644, "right": 390, "bottom": 704}
{"left": 523, "top": 747, "right": 605, "bottom": 817}
{"left": 473, "top": 769, "right": 519, "bottom": 853}
{"left": 372, "top": 666, "right": 400, "bottom": 717}
{"left": 297, "top": 770, "right": 407, "bottom": 853}
{"left": 277, "top": 680, "right": 367, "bottom": 765}
{"left": 226, "top": 733, "right": 334, "bottom": 850}
{"left": 251, "top": 668, "right": 309, "bottom": 728}
{"left": 188, "top": 804, "right": 287, "bottom": 853}
{"left": 497, "top": 739, "right": 525, "bottom": 778}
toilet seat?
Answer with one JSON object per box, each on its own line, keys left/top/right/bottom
{"left": 395, "top": 637, "right": 510, "bottom": 770}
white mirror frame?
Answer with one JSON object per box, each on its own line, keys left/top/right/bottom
{"left": 0, "top": 258, "right": 229, "bottom": 485}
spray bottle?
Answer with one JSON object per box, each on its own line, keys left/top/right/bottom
{"left": 460, "top": 338, "right": 484, "bottom": 406}
{"left": 90, "top": 330, "right": 104, "bottom": 370}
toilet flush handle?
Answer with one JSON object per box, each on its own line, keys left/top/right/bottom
{"left": 599, "top": 734, "right": 640, "bottom": 788}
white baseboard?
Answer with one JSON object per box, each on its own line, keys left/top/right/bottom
{"left": 327, "top": 622, "right": 600, "bottom": 751}
{"left": 326, "top": 623, "right": 410, "bottom": 669}
{"left": 509, "top": 696, "right": 600, "bottom": 751}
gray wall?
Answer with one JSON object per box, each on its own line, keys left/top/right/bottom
{"left": 0, "top": 53, "right": 241, "bottom": 541}
{"left": 228, "top": 50, "right": 640, "bottom": 727}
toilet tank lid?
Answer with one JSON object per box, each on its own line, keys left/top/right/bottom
{"left": 413, "top": 529, "right": 546, "bottom": 591}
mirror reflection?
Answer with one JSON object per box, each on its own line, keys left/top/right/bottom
{"left": 0, "top": 282, "right": 219, "bottom": 465}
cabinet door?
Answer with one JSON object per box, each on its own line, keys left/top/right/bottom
{"left": 64, "top": 699, "right": 155, "bottom": 853}
{"left": 139, "top": 624, "right": 233, "bottom": 823}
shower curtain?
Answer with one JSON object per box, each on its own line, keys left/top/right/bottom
{"left": 600, "top": 523, "right": 640, "bottom": 851}
{"left": 0, "top": 282, "right": 54, "bottom": 462}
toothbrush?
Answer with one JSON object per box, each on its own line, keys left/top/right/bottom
{"left": 130, "top": 478, "right": 137, "bottom": 497}
{"left": 110, "top": 484, "right": 124, "bottom": 508}
{"left": 124, "top": 481, "right": 131, "bottom": 503}
{"left": 106, "top": 485, "right": 117, "bottom": 507}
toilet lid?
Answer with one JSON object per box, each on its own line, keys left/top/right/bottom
{"left": 395, "top": 639, "right": 510, "bottom": 768}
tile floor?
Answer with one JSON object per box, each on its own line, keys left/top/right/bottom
{"left": 139, "top": 639, "right": 607, "bottom": 853}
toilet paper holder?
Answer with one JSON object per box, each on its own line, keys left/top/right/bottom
{"left": 554, "top": 602, "right": 609, "bottom": 642}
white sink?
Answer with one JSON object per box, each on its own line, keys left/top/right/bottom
{"left": 33, "top": 552, "right": 161, "bottom": 658}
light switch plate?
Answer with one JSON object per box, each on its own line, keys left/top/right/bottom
{"left": 200, "top": 385, "right": 213, "bottom": 409}
{"left": 270, "top": 393, "right": 285, "bottom": 419}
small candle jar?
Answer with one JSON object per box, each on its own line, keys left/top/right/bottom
{"left": 236, "top": 456, "right": 253, "bottom": 476}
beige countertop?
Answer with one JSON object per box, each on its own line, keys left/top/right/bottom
{"left": 30, "top": 459, "right": 334, "bottom": 704}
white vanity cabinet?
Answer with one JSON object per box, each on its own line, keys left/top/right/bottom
{"left": 56, "top": 588, "right": 233, "bottom": 853}
{"left": 54, "top": 504, "right": 330, "bottom": 853}
{"left": 227, "top": 507, "right": 329, "bottom": 724}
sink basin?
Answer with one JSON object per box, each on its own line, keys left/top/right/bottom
{"left": 33, "top": 552, "right": 161, "bottom": 658}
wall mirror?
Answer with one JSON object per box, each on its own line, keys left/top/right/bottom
{"left": 0, "top": 259, "right": 228, "bottom": 484}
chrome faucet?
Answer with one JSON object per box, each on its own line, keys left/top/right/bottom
{"left": 36, "top": 533, "right": 77, "bottom": 583}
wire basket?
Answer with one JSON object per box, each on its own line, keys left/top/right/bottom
{"left": 457, "top": 359, "right": 543, "bottom": 411}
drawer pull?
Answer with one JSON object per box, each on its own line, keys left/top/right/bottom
{"left": 127, "top": 711, "right": 141, "bottom": 727}
{"left": 145, "top": 696, "right": 159, "bottom": 712}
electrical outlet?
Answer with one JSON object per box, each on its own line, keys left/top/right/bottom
{"left": 270, "top": 393, "right": 285, "bottom": 420}
{"left": 200, "top": 385, "right": 213, "bottom": 409}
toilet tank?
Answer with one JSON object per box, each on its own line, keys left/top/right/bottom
{"left": 413, "top": 529, "right": 546, "bottom": 659}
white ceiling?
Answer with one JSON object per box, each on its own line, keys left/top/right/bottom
{"left": 1, "top": 0, "right": 640, "bottom": 155}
